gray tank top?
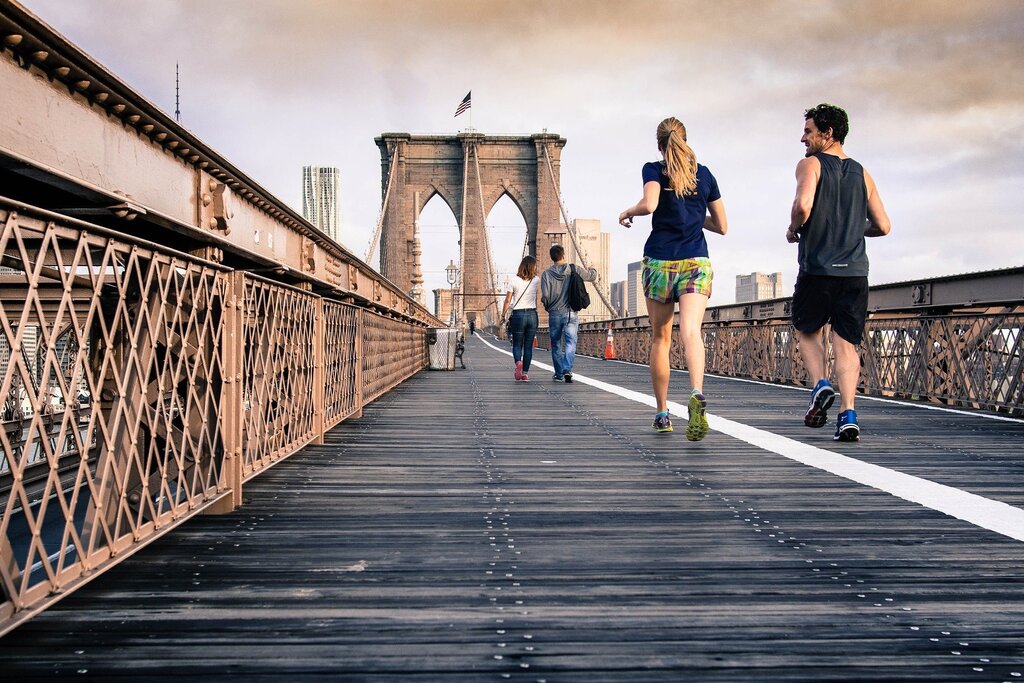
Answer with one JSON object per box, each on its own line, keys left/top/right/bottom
{"left": 797, "top": 153, "right": 869, "bottom": 277}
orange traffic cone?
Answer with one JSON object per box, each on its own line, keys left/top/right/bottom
{"left": 603, "top": 325, "right": 617, "bottom": 360}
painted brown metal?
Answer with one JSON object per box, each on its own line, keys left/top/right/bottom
{"left": 0, "top": 200, "right": 430, "bottom": 636}
{"left": 0, "top": 0, "right": 438, "bottom": 329}
{"left": 555, "top": 300, "right": 1024, "bottom": 415}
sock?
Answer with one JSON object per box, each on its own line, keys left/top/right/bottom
{"left": 655, "top": 410, "right": 669, "bottom": 417}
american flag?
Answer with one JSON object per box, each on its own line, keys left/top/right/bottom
{"left": 454, "top": 91, "right": 471, "bottom": 117}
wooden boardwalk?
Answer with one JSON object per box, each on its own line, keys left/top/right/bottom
{"left": 2, "top": 334, "right": 1023, "bottom": 680}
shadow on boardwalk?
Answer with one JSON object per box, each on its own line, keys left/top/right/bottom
{"left": 2, "top": 334, "right": 1023, "bottom": 680}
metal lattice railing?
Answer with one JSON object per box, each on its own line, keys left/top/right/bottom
{"left": 0, "top": 205, "right": 430, "bottom": 635}
{"left": 551, "top": 310, "right": 1023, "bottom": 415}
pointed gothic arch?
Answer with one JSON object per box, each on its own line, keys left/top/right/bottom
{"left": 375, "top": 132, "right": 567, "bottom": 327}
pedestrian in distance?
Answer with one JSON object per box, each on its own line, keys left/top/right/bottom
{"left": 501, "top": 255, "right": 540, "bottom": 382}
{"left": 787, "top": 103, "right": 891, "bottom": 441}
{"left": 618, "top": 116, "right": 728, "bottom": 441}
{"left": 540, "top": 244, "right": 597, "bottom": 384}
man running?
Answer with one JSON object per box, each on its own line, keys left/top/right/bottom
{"left": 787, "top": 103, "right": 891, "bottom": 441}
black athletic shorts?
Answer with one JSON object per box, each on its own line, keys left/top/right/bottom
{"left": 791, "top": 273, "right": 869, "bottom": 344}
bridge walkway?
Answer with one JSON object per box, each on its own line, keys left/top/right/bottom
{"left": 1, "top": 334, "right": 1023, "bottom": 680}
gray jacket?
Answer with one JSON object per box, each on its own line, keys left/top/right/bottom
{"left": 540, "top": 263, "right": 598, "bottom": 315}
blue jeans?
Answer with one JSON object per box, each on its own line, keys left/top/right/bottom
{"left": 547, "top": 311, "right": 579, "bottom": 377}
{"left": 509, "top": 309, "right": 538, "bottom": 371}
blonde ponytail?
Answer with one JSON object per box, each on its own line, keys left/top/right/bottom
{"left": 657, "top": 118, "right": 698, "bottom": 197}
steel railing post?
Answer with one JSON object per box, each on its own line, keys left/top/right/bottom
{"left": 207, "top": 271, "right": 245, "bottom": 514}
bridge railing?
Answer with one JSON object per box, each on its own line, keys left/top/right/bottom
{"left": 536, "top": 272, "right": 1024, "bottom": 416}
{"left": 0, "top": 202, "right": 430, "bottom": 635}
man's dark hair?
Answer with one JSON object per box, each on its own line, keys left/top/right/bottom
{"left": 804, "top": 103, "right": 849, "bottom": 144}
{"left": 550, "top": 244, "right": 565, "bottom": 262}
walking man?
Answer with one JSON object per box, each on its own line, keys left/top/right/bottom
{"left": 541, "top": 244, "right": 597, "bottom": 383}
{"left": 787, "top": 103, "right": 891, "bottom": 441}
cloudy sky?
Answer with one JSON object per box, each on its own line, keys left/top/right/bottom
{"left": 19, "top": 0, "right": 1024, "bottom": 306}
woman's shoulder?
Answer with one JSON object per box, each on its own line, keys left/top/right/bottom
{"left": 642, "top": 160, "right": 665, "bottom": 173}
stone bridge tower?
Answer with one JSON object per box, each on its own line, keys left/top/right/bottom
{"left": 374, "top": 132, "right": 567, "bottom": 328}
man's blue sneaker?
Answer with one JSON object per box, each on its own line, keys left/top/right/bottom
{"left": 653, "top": 411, "right": 673, "bottom": 433}
{"left": 834, "top": 409, "right": 860, "bottom": 442}
{"left": 804, "top": 379, "right": 836, "bottom": 428}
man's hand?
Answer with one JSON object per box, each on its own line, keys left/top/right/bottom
{"left": 786, "top": 227, "right": 800, "bottom": 243}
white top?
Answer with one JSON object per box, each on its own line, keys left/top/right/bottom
{"left": 509, "top": 276, "right": 539, "bottom": 310}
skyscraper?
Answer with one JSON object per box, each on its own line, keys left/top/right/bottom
{"left": 566, "top": 218, "right": 612, "bottom": 322}
{"left": 735, "top": 271, "right": 784, "bottom": 303}
{"left": 302, "top": 166, "right": 340, "bottom": 243}
{"left": 610, "top": 280, "right": 625, "bottom": 318}
{"left": 626, "top": 260, "right": 644, "bottom": 317}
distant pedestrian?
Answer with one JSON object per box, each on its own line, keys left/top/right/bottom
{"left": 787, "top": 103, "right": 891, "bottom": 441}
{"left": 469, "top": 320, "right": 475, "bottom": 336}
{"left": 540, "top": 244, "right": 597, "bottom": 384}
{"left": 618, "top": 116, "right": 728, "bottom": 440}
{"left": 501, "top": 255, "right": 540, "bottom": 382}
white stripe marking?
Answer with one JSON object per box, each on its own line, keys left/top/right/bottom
{"left": 475, "top": 334, "right": 1024, "bottom": 542}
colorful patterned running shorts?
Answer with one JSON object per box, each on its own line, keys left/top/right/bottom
{"left": 642, "top": 257, "right": 713, "bottom": 303}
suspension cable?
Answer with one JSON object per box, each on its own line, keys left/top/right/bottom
{"left": 365, "top": 146, "right": 398, "bottom": 266}
{"left": 472, "top": 143, "right": 502, "bottom": 324}
{"left": 541, "top": 143, "right": 617, "bottom": 314}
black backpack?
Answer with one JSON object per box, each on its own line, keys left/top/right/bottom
{"left": 567, "top": 264, "right": 591, "bottom": 312}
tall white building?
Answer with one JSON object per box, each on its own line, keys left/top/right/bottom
{"left": 626, "top": 260, "right": 644, "bottom": 317}
{"left": 566, "top": 219, "right": 613, "bottom": 322}
{"left": 735, "top": 271, "right": 784, "bottom": 303}
{"left": 302, "top": 166, "right": 340, "bottom": 243}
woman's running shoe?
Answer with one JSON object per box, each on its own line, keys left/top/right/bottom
{"left": 686, "top": 391, "right": 709, "bottom": 441}
{"left": 653, "top": 411, "right": 673, "bottom": 432}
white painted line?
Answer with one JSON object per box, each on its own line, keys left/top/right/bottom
{"left": 597, "top": 354, "right": 1024, "bottom": 423}
{"left": 476, "top": 334, "right": 1024, "bottom": 543}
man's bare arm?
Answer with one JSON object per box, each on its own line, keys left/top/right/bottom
{"left": 787, "top": 157, "right": 819, "bottom": 242}
{"left": 863, "top": 169, "right": 891, "bottom": 237}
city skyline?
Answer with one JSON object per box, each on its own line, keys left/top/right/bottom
{"left": 18, "top": 0, "right": 1024, "bottom": 306}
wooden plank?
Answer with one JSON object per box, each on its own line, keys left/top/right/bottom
{"left": 0, "top": 335, "right": 1022, "bottom": 679}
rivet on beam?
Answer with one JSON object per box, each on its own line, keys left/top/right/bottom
{"left": 141, "top": 124, "right": 154, "bottom": 133}
{"left": 3, "top": 34, "right": 23, "bottom": 47}
{"left": 198, "top": 161, "right": 209, "bottom": 169}
{"left": 111, "top": 103, "right": 126, "bottom": 113}
{"left": 188, "top": 155, "right": 200, "bottom": 163}
{"left": 154, "top": 132, "right": 167, "bottom": 141}
{"left": 167, "top": 140, "right": 179, "bottom": 149}
{"left": 54, "top": 66, "right": 70, "bottom": 77}
{"left": 94, "top": 92, "right": 109, "bottom": 103}
{"left": 74, "top": 79, "right": 90, "bottom": 91}
{"left": 127, "top": 114, "right": 141, "bottom": 124}
{"left": 178, "top": 147, "right": 190, "bottom": 156}
{"left": 31, "top": 50, "right": 48, "bottom": 62}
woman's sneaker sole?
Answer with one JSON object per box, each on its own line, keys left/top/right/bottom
{"left": 686, "top": 393, "right": 709, "bottom": 441}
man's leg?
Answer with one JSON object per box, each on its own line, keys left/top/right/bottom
{"left": 832, "top": 335, "right": 860, "bottom": 412}
{"left": 796, "top": 328, "right": 827, "bottom": 383}
{"left": 646, "top": 298, "right": 675, "bottom": 414}
{"left": 548, "top": 313, "right": 566, "bottom": 378}
{"left": 563, "top": 314, "right": 580, "bottom": 377}
{"left": 797, "top": 326, "right": 836, "bottom": 428}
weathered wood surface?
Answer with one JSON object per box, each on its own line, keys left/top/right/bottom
{"left": 1, "top": 334, "right": 1022, "bottom": 680}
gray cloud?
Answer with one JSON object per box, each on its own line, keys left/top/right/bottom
{"left": 16, "top": 0, "right": 1024, "bottom": 304}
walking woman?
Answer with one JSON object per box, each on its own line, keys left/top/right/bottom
{"left": 501, "top": 255, "right": 540, "bottom": 382}
{"left": 618, "top": 117, "right": 728, "bottom": 440}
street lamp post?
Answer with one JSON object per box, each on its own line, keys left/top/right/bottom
{"left": 445, "top": 259, "right": 459, "bottom": 328}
